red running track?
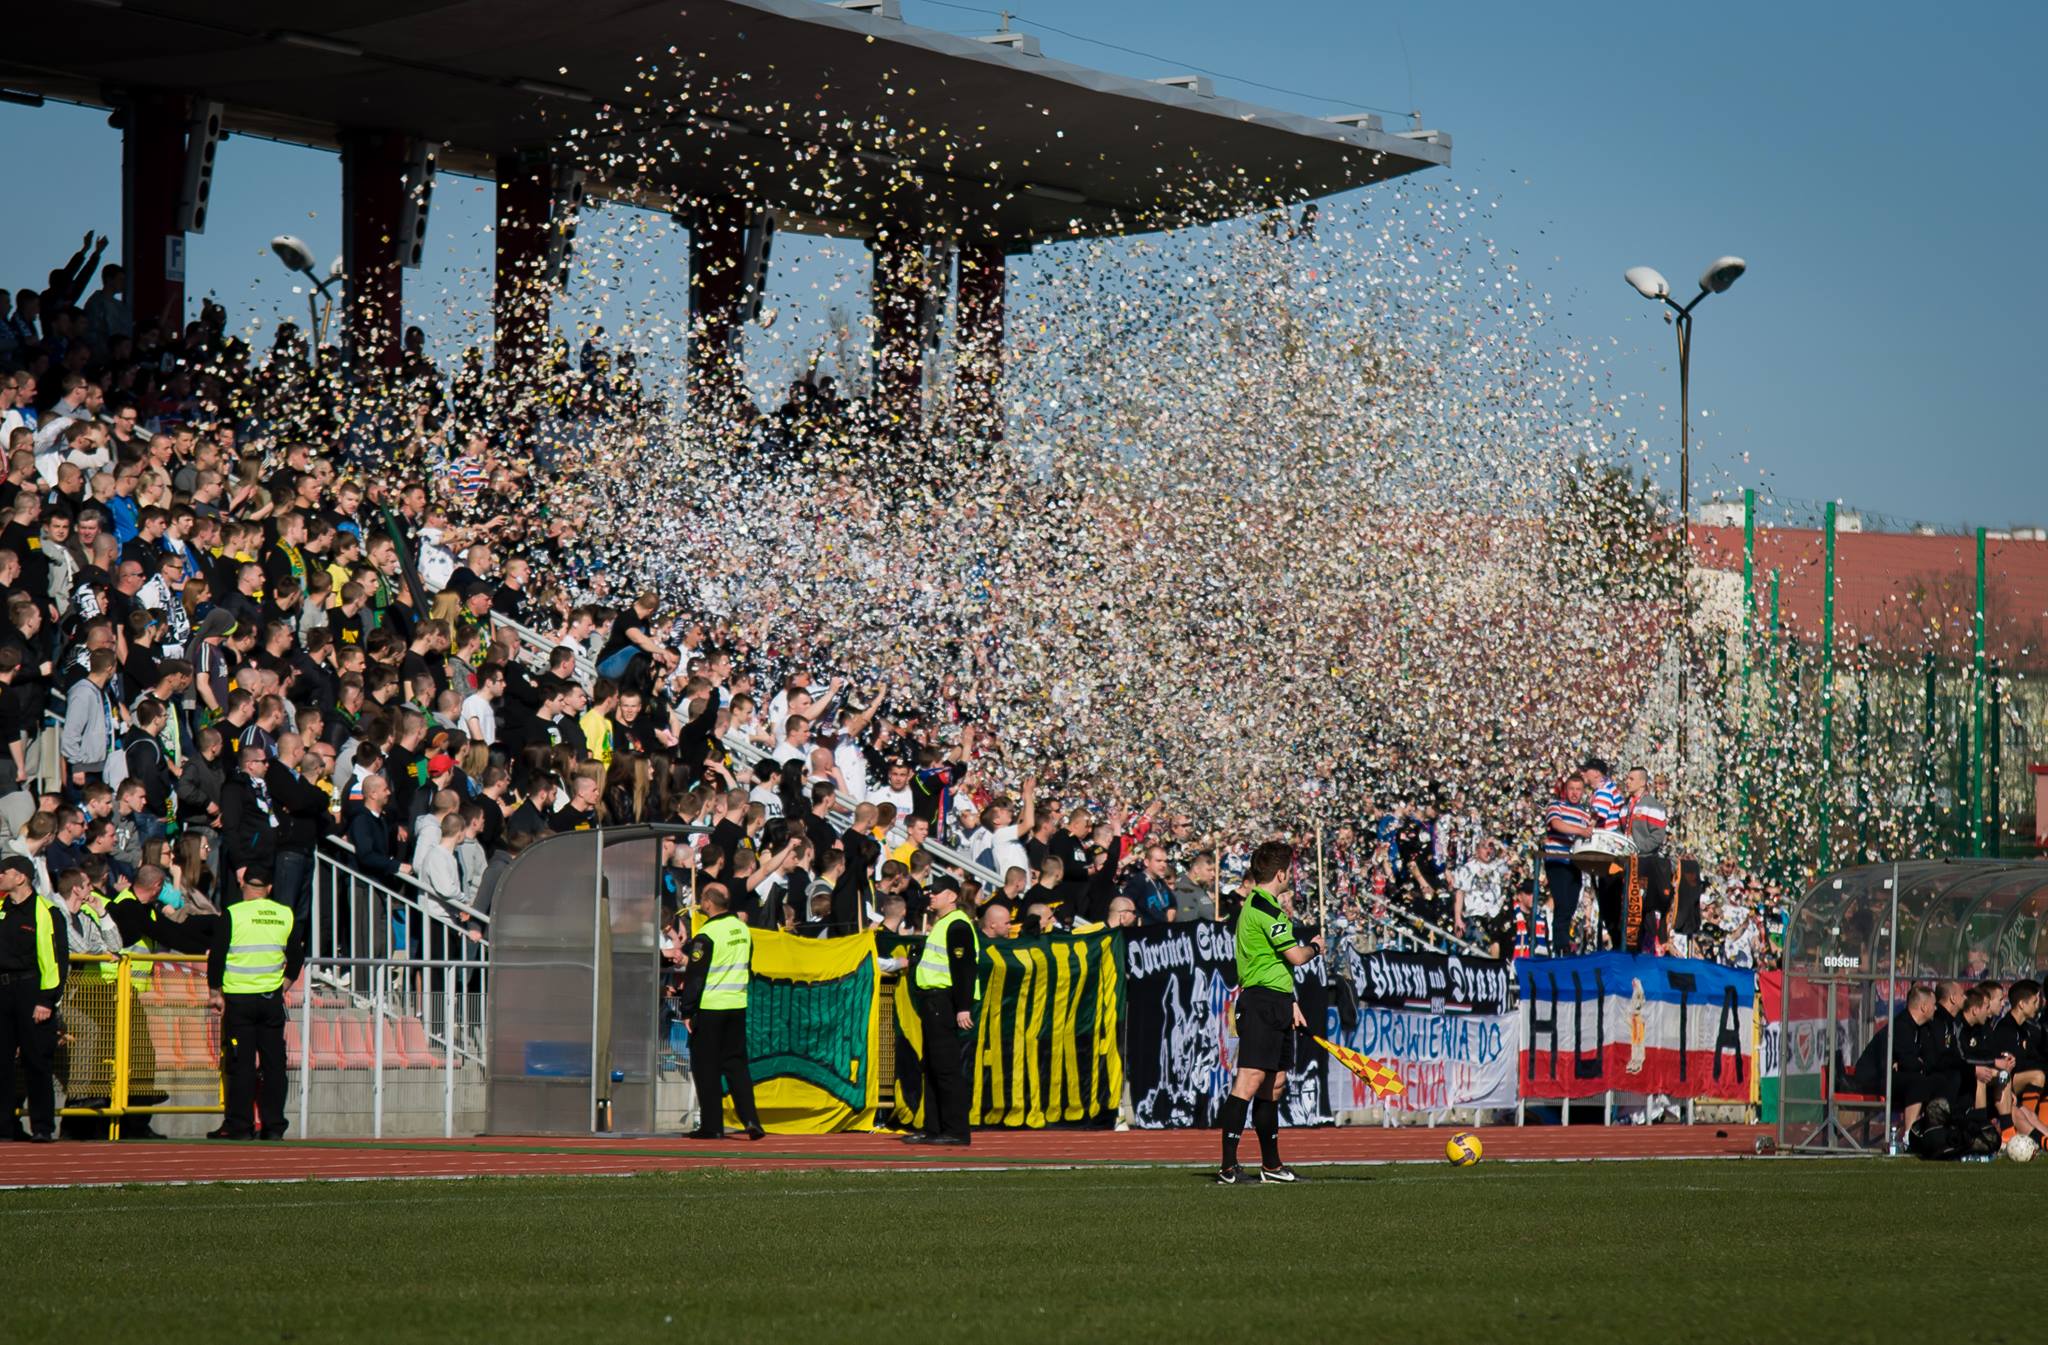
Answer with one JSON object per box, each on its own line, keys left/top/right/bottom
{"left": 0, "top": 1124, "right": 1774, "bottom": 1190}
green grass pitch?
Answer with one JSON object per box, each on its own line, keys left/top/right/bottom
{"left": 1, "top": 1159, "right": 2019, "bottom": 1343}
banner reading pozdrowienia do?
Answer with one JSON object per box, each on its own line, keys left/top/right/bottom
{"left": 1516, "top": 953, "right": 1755, "bottom": 1101}
{"left": 1121, "top": 922, "right": 1330, "bottom": 1130}
{"left": 1320, "top": 947, "right": 1517, "bottom": 1113}
{"left": 727, "top": 929, "right": 883, "bottom": 1134}
{"left": 887, "top": 928, "right": 1125, "bottom": 1130}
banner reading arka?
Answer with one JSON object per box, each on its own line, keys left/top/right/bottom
{"left": 890, "top": 928, "right": 1125, "bottom": 1130}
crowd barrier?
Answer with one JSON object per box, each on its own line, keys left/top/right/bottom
{"left": 50, "top": 953, "right": 223, "bottom": 1138}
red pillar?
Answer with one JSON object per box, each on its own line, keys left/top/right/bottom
{"left": 341, "top": 130, "right": 407, "bottom": 370}
{"left": 954, "top": 235, "right": 1006, "bottom": 441}
{"left": 494, "top": 153, "right": 554, "bottom": 383}
{"left": 870, "top": 222, "right": 931, "bottom": 438}
{"left": 687, "top": 197, "right": 748, "bottom": 425}
{"left": 121, "top": 90, "right": 188, "bottom": 338}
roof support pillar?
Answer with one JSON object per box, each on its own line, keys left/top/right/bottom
{"left": 494, "top": 152, "right": 554, "bottom": 396}
{"left": 870, "top": 220, "right": 933, "bottom": 440}
{"left": 687, "top": 196, "right": 749, "bottom": 427}
{"left": 121, "top": 89, "right": 188, "bottom": 337}
{"left": 953, "top": 233, "right": 1006, "bottom": 442}
{"left": 341, "top": 129, "right": 408, "bottom": 372}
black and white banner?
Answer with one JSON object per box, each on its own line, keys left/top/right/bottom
{"left": 1122, "top": 923, "right": 1329, "bottom": 1130}
{"left": 1353, "top": 948, "right": 1514, "bottom": 1015}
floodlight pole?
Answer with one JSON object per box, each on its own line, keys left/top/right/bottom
{"left": 1653, "top": 288, "right": 1714, "bottom": 826}
{"left": 1674, "top": 304, "right": 1693, "bottom": 817}
{"left": 1631, "top": 264, "right": 1742, "bottom": 834}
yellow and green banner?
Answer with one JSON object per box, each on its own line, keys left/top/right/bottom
{"left": 729, "top": 930, "right": 882, "bottom": 1134}
{"left": 888, "top": 929, "right": 1124, "bottom": 1130}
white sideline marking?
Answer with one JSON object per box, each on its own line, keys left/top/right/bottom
{"left": 0, "top": 1148, "right": 1812, "bottom": 1196}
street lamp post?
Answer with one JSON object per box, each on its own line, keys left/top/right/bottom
{"left": 269, "top": 235, "right": 346, "bottom": 370}
{"left": 1623, "top": 256, "right": 1746, "bottom": 825}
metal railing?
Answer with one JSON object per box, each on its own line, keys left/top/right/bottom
{"left": 312, "top": 837, "right": 489, "bottom": 1073}
{"left": 718, "top": 729, "right": 1008, "bottom": 889}
{"left": 489, "top": 611, "right": 597, "bottom": 685}
{"left": 295, "top": 955, "right": 480, "bottom": 1140}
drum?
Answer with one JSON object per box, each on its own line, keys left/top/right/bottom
{"left": 1570, "top": 830, "right": 1637, "bottom": 875}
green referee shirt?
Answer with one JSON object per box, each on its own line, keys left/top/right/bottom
{"left": 1235, "top": 886, "right": 1298, "bottom": 995}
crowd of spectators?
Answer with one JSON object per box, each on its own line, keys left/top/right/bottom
{"left": 0, "top": 234, "right": 1786, "bottom": 1057}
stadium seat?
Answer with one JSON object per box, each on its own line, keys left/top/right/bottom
{"left": 308, "top": 1016, "right": 345, "bottom": 1072}
{"left": 333, "top": 1013, "right": 381, "bottom": 1070}
{"left": 379, "top": 1016, "right": 422, "bottom": 1069}
{"left": 174, "top": 1014, "right": 221, "bottom": 1077}
{"left": 395, "top": 1016, "right": 445, "bottom": 1070}
{"left": 147, "top": 1010, "right": 182, "bottom": 1072}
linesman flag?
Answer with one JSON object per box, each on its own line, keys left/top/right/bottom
{"left": 1313, "top": 1035, "right": 1406, "bottom": 1097}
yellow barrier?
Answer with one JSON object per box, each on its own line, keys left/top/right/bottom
{"left": 55, "top": 953, "right": 224, "bottom": 1141}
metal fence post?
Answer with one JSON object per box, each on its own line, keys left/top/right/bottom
{"left": 298, "top": 967, "right": 314, "bottom": 1138}
{"left": 373, "top": 963, "right": 386, "bottom": 1140}
{"left": 110, "top": 954, "right": 133, "bottom": 1142}
{"left": 444, "top": 966, "right": 456, "bottom": 1138}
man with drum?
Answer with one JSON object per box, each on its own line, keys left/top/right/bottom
{"left": 1579, "top": 758, "right": 1629, "bottom": 950}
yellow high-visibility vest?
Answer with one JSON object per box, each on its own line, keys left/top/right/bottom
{"left": 222, "top": 898, "right": 294, "bottom": 994}
{"left": 699, "top": 914, "right": 751, "bottom": 1010}
{"left": 913, "top": 907, "right": 981, "bottom": 1002}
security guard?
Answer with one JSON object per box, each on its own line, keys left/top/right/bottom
{"left": 904, "top": 880, "right": 979, "bottom": 1146}
{"left": 677, "top": 882, "right": 766, "bottom": 1141}
{"left": 0, "top": 855, "right": 65, "bottom": 1142}
{"left": 206, "top": 869, "right": 303, "bottom": 1141}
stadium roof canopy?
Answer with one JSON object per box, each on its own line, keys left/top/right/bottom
{"left": 4, "top": 0, "right": 1449, "bottom": 243}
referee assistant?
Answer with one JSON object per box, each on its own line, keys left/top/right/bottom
{"left": 1218, "top": 841, "right": 1322, "bottom": 1185}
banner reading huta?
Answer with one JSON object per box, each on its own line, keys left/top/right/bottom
{"left": 1516, "top": 953, "right": 1754, "bottom": 1101}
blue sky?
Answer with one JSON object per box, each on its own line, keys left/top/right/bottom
{"left": 0, "top": 0, "right": 2040, "bottom": 529}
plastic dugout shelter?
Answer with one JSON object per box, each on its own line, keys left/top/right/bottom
{"left": 1778, "top": 858, "right": 2048, "bottom": 1153}
{"left": 487, "top": 825, "right": 702, "bottom": 1136}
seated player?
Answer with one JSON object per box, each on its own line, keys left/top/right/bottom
{"left": 1843, "top": 985, "right": 1936, "bottom": 1129}
{"left": 1991, "top": 979, "right": 2045, "bottom": 1127}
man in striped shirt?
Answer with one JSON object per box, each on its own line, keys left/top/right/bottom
{"left": 1582, "top": 758, "right": 1625, "bottom": 832}
{"left": 1623, "top": 767, "right": 1672, "bottom": 953}
{"left": 1580, "top": 758, "right": 1628, "bottom": 950}
{"left": 1542, "top": 777, "right": 1592, "bottom": 953}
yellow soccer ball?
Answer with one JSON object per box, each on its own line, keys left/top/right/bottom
{"left": 1446, "top": 1132, "right": 1483, "bottom": 1166}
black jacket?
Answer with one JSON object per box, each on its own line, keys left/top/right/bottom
{"left": 0, "top": 893, "right": 67, "bottom": 1007}
{"left": 347, "top": 806, "right": 404, "bottom": 881}
{"left": 1990, "top": 1013, "right": 2046, "bottom": 1073}
{"left": 121, "top": 729, "right": 177, "bottom": 817}
{"left": 1923, "top": 1008, "right": 1968, "bottom": 1076}
{"left": 266, "top": 764, "right": 330, "bottom": 852}
{"left": 218, "top": 774, "right": 279, "bottom": 874}
{"left": 1851, "top": 1010, "right": 1928, "bottom": 1088}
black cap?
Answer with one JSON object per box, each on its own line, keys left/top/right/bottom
{"left": 240, "top": 868, "right": 274, "bottom": 892}
{"left": 0, "top": 855, "right": 34, "bottom": 881}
